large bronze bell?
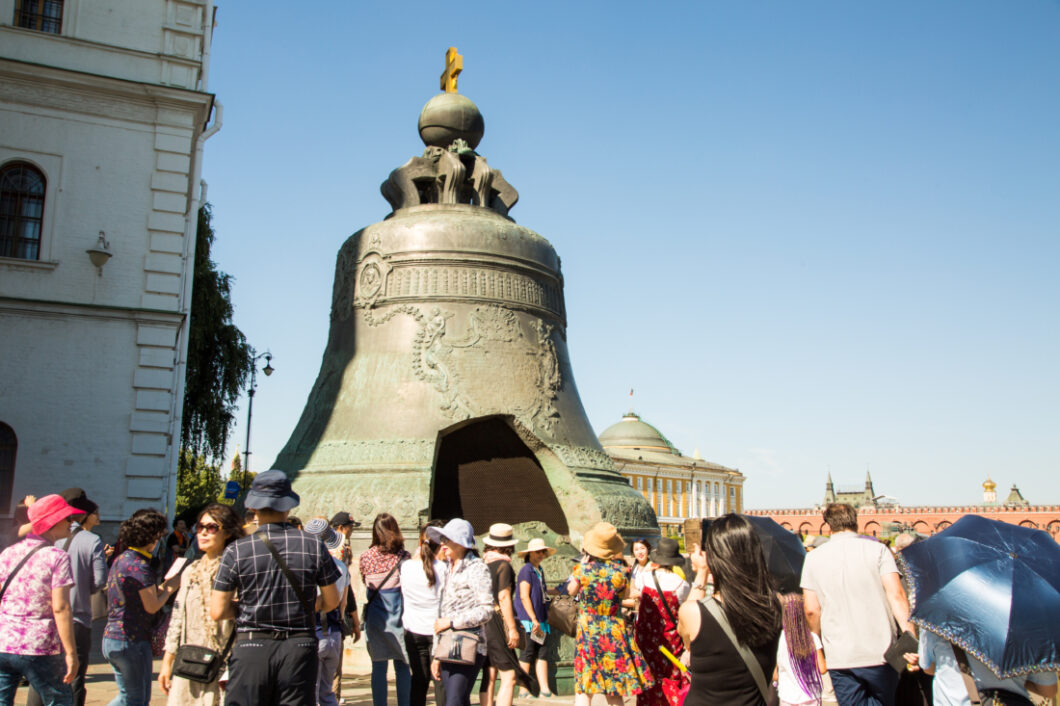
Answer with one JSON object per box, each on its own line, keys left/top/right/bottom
{"left": 273, "top": 91, "right": 658, "bottom": 547}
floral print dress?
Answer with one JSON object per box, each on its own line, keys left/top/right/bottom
{"left": 572, "top": 559, "right": 653, "bottom": 695}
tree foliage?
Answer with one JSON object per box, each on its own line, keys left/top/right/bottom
{"left": 176, "top": 450, "right": 223, "bottom": 518}
{"left": 180, "top": 203, "right": 253, "bottom": 463}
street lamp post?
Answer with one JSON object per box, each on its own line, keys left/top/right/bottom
{"left": 243, "top": 349, "right": 274, "bottom": 489}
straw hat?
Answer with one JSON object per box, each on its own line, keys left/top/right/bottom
{"left": 517, "top": 538, "right": 556, "bottom": 558}
{"left": 581, "top": 522, "right": 624, "bottom": 560}
{"left": 484, "top": 523, "right": 518, "bottom": 548}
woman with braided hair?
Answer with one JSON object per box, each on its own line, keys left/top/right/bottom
{"left": 774, "top": 593, "right": 826, "bottom": 706}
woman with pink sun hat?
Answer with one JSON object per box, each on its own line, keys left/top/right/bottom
{"left": 0, "top": 494, "right": 83, "bottom": 704}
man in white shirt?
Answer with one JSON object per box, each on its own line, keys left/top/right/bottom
{"left": 801, "top": 503, "right": 913, "bottom": 706}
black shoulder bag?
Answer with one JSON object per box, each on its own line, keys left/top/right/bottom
{"left": 360, "top": 558, "right": 403, "bottom": 623}
{"left": 0, "top": 544, "right": 48, "bottom": 604}
{"left": 171, "top": 560, "right": 236, "bottom": 685}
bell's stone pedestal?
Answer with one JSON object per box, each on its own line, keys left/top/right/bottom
{"left": 272, "top": 92, "right": 658, "bottom": 556}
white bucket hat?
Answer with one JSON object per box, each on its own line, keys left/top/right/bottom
{"left": 426, "top": 518, "right": 476, "bottom": 549}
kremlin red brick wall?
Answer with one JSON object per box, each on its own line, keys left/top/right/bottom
{"left": 745, "top": 505, "right": 1060, "bottom": 540}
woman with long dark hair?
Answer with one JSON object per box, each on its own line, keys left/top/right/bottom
{"left": 678, "top": 513, "right": 782, "bottom": 706}
{"left": 401, "top": 519, "right": 447, "bottom": 706}
{"left": 158, "top": 503, "right": 244, "bottom": 705}
{"left": 774, "top": 593, "right": 825, "bottom": 706}
{"left": 359, "top": 512, "right": 412, "bottom": 706}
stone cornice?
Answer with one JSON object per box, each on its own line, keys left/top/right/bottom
{"left": 0, "top": 25, "right": 204, "bottom": 82}
{"left": 0, "top": 57, "right": 213, "bottom": 127}
{"left": 612, "top": 460, "right": 743, "bottom": 480}
{"left": 0, "top": 296, "right": 185, "bottom": 324}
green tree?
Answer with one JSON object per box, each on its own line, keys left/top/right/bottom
{"left": 176, "top": 449, "right": 223, "bottom": 517}
{"left": 180, "top": 203, "right": 253, "bottom": 462}
{"left": 178, "top": 204, "right": 253, "bottom": 506}
{"left": 224, "top": 452, "right": 255, "bottom": 490}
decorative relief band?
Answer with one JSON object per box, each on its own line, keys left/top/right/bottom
{"left": 549, "top": 445, "right": 619, "bottom": 472}
{"left": 303, "top": 439, "right": 436, "bottom": 470}
{"left": 362, "top": 263, "right": 565, "bottom": 322}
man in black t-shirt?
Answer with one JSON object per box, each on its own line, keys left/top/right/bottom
{"left": 480, "top": 523, "right": 536, "bottom": 706}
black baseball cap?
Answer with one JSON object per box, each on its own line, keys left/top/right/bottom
{"left": 59, "top": 487, "right": 98, "bottom": 517}
{"left": 330, "top": 511, "right": 360, "bottom": 528}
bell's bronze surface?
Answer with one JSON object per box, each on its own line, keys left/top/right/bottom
{"left": 273, "top": 86, "right": 658, "bottom": 547}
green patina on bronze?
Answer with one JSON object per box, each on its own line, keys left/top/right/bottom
{"left": 272, "top": 89, "right": 658, "bottom": 555}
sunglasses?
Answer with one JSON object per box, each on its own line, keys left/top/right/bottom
{"left": 197, "top": 522, "right": 221, "bottom": 535}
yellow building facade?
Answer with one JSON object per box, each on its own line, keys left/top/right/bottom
{"left": 599, "top": 412, "right": 745, "bottom": 537}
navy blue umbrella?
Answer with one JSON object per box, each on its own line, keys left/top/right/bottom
{"left": 899, "top": 514, "right": 1060, "bottom": 678}
{"left": 743, "top": 515, "right": 807, "bottom": 594}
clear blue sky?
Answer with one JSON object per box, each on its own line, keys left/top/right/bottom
{"left": 203, "top": 1, "right": 1060, "bottom": 509}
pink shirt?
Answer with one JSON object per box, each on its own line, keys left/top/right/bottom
{"left": 0, "top": 535, "right": 74, "bottom": 655}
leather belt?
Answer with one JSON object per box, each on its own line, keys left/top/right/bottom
{"left": 235, "top": 630, "right": 315, "bottom": 642}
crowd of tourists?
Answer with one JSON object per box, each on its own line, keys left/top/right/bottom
{"left": 0, "top": 477, "right": 1056, "bottom": 706}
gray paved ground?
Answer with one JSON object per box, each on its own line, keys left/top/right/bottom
{"left": 11, "top": 660, "right": 586, "bottom": 705}
{"left": 9, "top": 627, "right": 591, "bottom": 706}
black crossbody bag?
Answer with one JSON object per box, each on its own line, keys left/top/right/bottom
{"left": 171, "top": 559, "right": 235, "bottom": 685}
{"left": 172, "top": 533, "right": 317, "bottom": 684}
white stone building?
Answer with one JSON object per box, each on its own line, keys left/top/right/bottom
{"left": 0, "top": 0, "right": 219, "bottom": 526}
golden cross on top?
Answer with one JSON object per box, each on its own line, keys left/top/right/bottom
{"left": 440, "top": 47, "right": 463, "bottom": 93}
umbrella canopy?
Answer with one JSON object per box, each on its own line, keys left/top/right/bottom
{"left": 742, "top": 515, "right": 807, "bottom": 594}
{"left": 899, "top": 514, "right": 1060, "bottom": 679}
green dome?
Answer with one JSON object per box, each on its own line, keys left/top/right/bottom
{"left": 599, "top": 412, "right": 678, "bottom": 455}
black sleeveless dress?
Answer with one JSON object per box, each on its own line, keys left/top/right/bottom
{"left": 685, "top": 600, "right": 779, "bottom": 706}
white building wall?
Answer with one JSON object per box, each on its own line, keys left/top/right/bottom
{"left": 0, "top": 0, "right": 216, "bottom": 524}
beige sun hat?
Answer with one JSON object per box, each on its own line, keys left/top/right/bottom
{"left": 517, "top": 538, "right": 556, "bottom": 557}
{"left": 484, "top": 523, "right": 519, "bottom": 548}
{"left": 581, "top": 521, "right": 625, "bottom": 560}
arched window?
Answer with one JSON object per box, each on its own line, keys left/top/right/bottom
{"left": 1, "top": 162, "right": 46, "bottom": 260}
{"left": 0, "top": 423, "right": 16, "bottom": 513}
{"left": 14, "top": 0, "right": 63, "bottom": 33}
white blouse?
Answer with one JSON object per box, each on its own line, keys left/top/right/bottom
{"left": 400, "top": 557, "right": 447, "bottom": 636}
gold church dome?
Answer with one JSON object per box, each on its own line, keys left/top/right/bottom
{"left": 982, "top": 476, "right": 996, "bottom": 491}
